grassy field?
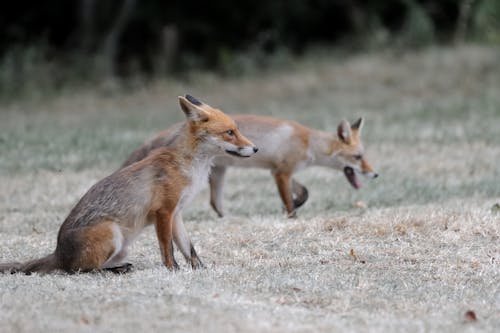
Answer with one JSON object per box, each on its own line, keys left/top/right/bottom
{"left": 0, "top": 45, "right": 499, "bottom": 332}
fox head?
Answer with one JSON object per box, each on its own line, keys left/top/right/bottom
{"left": 323, "top": 118, "right": 378, "bottom": 189}
{"left": 179, "top": 94, "right": 258, "bottom": 158}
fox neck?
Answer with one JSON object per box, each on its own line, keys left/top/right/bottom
{"left": 309, "top": 130, "right": 344, "bottom": 168}
{"left": 171, "top": 123, "right": 219, "bottom": 163}
{"left": 172, "top": 123, "right": 216, "bottom": 211}
{"left": 178, "top": 151, "right": 213, "bottom": 209}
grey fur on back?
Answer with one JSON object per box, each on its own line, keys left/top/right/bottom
{"left": 121, "top": 122, "right": 184, "bottom": 168}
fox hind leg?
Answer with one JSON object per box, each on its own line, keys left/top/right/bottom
{"left": 209, "top": 166, "right": 227, "bottom": 217}
{"left": 291, "top": 178, "right": 309, "bottom": 209}
{"left": 101, "top": 230, "right": 133, "bottom": 273}
{"left": 57, "top": 221, "right": 126, "bottom": 273}
{"left": 104, "top": 263, "right": 133, "bottom": 274}
{"left": 273, "top": 171, "right": 296, "bottom": 218}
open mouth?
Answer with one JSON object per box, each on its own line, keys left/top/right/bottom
{"left": 344, "top": 166, "right": 361, "bottom": 189}
{"left": 225, "top": 150, "right": 251, "bottom": 158}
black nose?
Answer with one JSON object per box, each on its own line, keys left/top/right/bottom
{"left": 373, "top": 173, "right": 379, "bottom": 178}
{"left": 253, "top": 147, "right": 259, "bottom": 153}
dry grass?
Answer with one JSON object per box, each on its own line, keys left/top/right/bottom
{"left": 1, "top": 45, "right": 499, "bottom": 332}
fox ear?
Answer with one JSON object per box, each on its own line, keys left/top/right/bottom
{"left": 351, "top": 117, "right": 364, "bottom": 133}
{"left": 178, "top": 95, "right": 209, "bottom": 122}
{"left": 337, "top": 120, "right": 352, "bottom": 144}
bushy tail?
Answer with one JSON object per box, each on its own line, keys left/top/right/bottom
{"left": 0, "top": 253, "right": 59, "bottom": 275}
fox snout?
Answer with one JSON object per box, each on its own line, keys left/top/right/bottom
{"left": 226, "top": 146, "right": 258, "bottom": 157}
{"left": 343, "top": 157, "right": 378, "bottom": 189}
{"left": 224, "top": 129, "right": 258, "bottom": 158}
{"left": 361, "top": 159, "right": 378, "bottom": 178}
{"left": 226, "top": 146, "right": 259, "bottom": 157}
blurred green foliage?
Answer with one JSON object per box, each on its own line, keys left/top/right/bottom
{"left": 473, "top": 0, "right": 500, "bottom": 43}
{"left": 398, "top": 0, "right": 435, "bottom": 47}
{"left": 0, "top": 0, "right": 497, "bottom": 101}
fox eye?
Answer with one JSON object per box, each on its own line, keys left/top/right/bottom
{"left": 354, "top": 154, "right": 363, "bottom": 161}
{"left": 226, "top": 130, "right": 235, "bottom": 136}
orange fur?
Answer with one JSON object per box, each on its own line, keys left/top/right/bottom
{"left": 1, "top": 95, "right": 256, "bottom": 274}
{"left": 123, "top": 114, "right": 377, "bottom": 218}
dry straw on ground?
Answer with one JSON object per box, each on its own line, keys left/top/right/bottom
{"left": 1, "top": 45, "right": 499, "bottom": 332}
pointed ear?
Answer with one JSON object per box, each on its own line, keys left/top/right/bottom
{"left": 337, "top": 120, "right": 352, "bottom": 144}
{"left": 351, "top": 117, "right": 364, "bottom": 133}
{"left": 178, "top": 95, "right": 209, "bottom": 122}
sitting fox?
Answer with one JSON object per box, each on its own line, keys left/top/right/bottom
{"left": 0, "top": 95, "right": 257, "bottom": 274}
{"left": 123, "top": 114, "right": 377, "bottom": 218}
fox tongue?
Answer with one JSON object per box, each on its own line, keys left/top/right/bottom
{"left": 344, "top": 167, "right": 361, "bottom": 189}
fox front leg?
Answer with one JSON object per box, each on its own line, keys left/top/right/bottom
{"left": 172, "top": 213, "right": 204, "bottom": 269}
{"left": 155, "top": 209, "right": 179, "bottom": 270}
{"left": 209, "top": 166, "right": 227, "bottom": 218}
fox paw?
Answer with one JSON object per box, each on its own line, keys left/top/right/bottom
{"left": 165, "top": 260, "right": 180, "bottom": 271}
{"left": 105, "top": 263, "right": 133, "bottom": 274}
{"left": 191, "top": 257, "right": 205, "bottom": 270}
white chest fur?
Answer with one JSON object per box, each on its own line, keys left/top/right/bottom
{"left": 294, "top": 145, "right": 314, "bottom": 172}
{"left": 177, "top": 156, "right": 213, "bottom": 212}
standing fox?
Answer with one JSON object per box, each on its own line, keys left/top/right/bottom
{"left": 0, "top": 95, "right": 257, "bottom": 274}
{"left": 123, "top": 114, "right": 377, "bottom": 218}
